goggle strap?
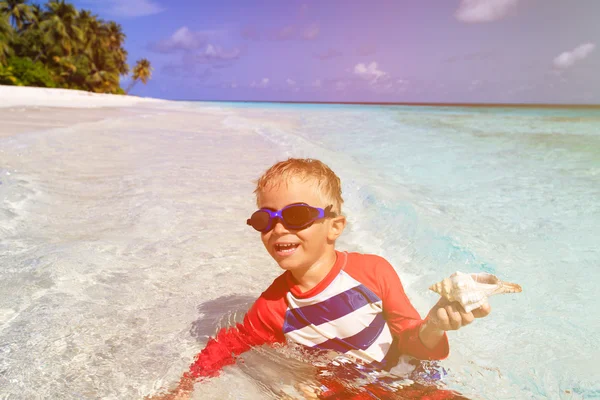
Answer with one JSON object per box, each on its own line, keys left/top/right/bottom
{"left": 324, "top": 205, "right": 337, "bottom": 218}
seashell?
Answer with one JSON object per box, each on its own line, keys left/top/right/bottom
{"left": 429, "top": 271, "right": 522, "bottom": 313}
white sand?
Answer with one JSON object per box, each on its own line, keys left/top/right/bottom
{"left": 0, "top": 85, "right": 177, "bottom": 138}
{"left": 0, "top": 84, "right": 167, "bottom": 108}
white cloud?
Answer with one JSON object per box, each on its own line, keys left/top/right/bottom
{"left": 353, "top": 62, "right": 387, "bottom": 82}
{"left": 177, "top": 44, "right": 240, "bottom": 67}
{"left": 312, "top": 79, "right": 322, "bottom": 88}
{"left": 553, "top": 43, "right": 596, "bottom": 69}
{"left": 303, "top": 24, "right": 320, "bottom": 40}
{"left": 151, "top": 27, "right": 212, "bottom": 53}
{"left": 455, "top": 0, "right": 518, "bottom": 23}
{"left": 108, "top": 0, "right": 164, "bottom": 17}
{"left": 199, "top": 44, "right": 240, "bottom": 61}
{"left": 251, "top": 78, "right": 270, "bottom": 88}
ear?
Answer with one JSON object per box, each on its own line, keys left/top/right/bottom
{"left": 327, "top": 215, "right": 347, "bottom": 241}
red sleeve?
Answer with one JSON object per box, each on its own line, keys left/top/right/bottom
{"left": 345, "top": 252, "right": 449, "bottom": 361}
{"left": 186, "top": 277, "right": 288, "bottom": 379}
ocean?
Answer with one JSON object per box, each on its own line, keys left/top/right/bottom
{"left": 0, "top": 101, "right": 599, "bottom": 399}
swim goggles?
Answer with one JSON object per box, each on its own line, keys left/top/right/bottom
{"left": 247, "top": 203, "right": 337, "bottom": 233}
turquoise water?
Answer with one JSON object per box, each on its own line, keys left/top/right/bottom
{"left": 1, "top": 102, "right": 599, "bottom": 399}
{"left": 218, "top": 102, "right": 600, "bottom": 398}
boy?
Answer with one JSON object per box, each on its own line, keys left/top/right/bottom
{"left": 149, "top": 158, "right": 490, "bottom": 399}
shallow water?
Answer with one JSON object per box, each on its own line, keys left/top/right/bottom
{"left": 1, "top": 102, "right": 599, "bottom": 399}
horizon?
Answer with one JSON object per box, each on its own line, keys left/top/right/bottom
{"left": 171, "top": 98, "right": 600, "bottom": 108}
{"left": 66, "top": 0, "right": 600, "bottom": 105}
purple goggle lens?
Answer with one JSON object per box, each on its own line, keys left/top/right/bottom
{"left": 246, "top": 203, "right": 336, "bottom": 232}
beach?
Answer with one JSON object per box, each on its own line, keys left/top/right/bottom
{"left": 1, "top": 86, "right": 599, "bottom": 399}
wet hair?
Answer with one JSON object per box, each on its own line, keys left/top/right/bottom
{"left": 254, "top": 158, "right": 344, "bottom": 213}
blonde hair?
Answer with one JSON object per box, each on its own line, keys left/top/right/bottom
{"left": 254, "top": 158, "right": 344, "bottom": 213}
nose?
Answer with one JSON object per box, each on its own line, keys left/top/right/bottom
{"left": 271, "top": 217, "right": 289, "bottom": 233}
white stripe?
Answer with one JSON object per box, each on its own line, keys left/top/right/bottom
{"left": 344, "top": 325, "right": 393, "bottom": 363}
{"left": 284, "top": 300, "right": 384, "bottom": 346}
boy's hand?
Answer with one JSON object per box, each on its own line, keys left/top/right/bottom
{"left": 419, "top": 297, "right": 491, "bottom": 349}
{"left": 425, "top": 297, "right": 491, "bottom": 332}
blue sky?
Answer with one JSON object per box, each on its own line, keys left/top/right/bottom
{"left": 70, "top": 0, "right": 600, "bottom": 104}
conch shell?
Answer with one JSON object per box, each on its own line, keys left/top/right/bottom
{"left": 429, "top": 272, "right": 522, "bottom": 312}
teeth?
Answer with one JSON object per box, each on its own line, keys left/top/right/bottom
{"left": 276, "top": 243, "right": 298, "bottom": 250}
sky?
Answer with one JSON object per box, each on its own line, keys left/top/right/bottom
{"left": 70, "top": 0, "right": 600, "bottom": 104}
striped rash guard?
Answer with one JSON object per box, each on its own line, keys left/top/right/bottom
{"left": 187, "top": 250, "right": 449, "bottom": 379}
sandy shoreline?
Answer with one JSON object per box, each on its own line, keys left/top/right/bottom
{"left": 0, "top": 85, "right": 173, "bottom": 138}
{"left": 0, "top": 85, "right": 166, "bottom": 108}
{"left": 0, "top": 106, "right": 147, "bottom": 137}
{"left": 0, "top": 86, "right": 305, "bottom": 141}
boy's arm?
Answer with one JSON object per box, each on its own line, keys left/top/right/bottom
{"left": 374, "top": 257, "right": 450, "bottom": 360}
{"left": 146, "top": 295, "right": 286, "bottom": 399}
{"left": 186, "top": 296, "right": 286, "bottom": 379}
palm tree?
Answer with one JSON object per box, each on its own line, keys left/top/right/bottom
{"left": 13, "top": 2, "right": 44, "bottom": 62}
{"left": 75, "top": 9, "right": 93, "bottom": 54}
{"left": 76, "top": 17, "right": 126, "bottom": 93}
{"left": 105, "top": 21, "right": 125, "bottom": 49}
{"left": 105, "top": 21, "right": 128, "bottom": 75}
{"left": 21, "top": 2, "right": 42, "bottom": 30}
{"left": 30, "top": 2, "right": 43, "bottom": 20}
{"left": 1, "top": 0, "right": 152, "bottom": 94}
{"left": 0, "top": 0, "right": 34, "bottom": 31}
{"left": 126, "top": 58, "right": 152, "bottom": 94}
{"left": 40, "top": 0, "right": 81, "bottom": 57}
{"left": 86, "top": 42, "right": 120, "bottom": 92}
{"left": 0, "top": 12, "right": 13, "bottom": 64}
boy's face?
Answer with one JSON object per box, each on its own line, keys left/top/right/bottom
{"left": 257, "top": 177, "right": 344, "bottom": 273}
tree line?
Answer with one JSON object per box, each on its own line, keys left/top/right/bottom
{"left": 0, "top": 0, "right": 152, "bottom": 94}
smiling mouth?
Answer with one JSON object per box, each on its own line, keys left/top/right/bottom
{"left": 275, "top": 243, "right": 300, "bottom": 253}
